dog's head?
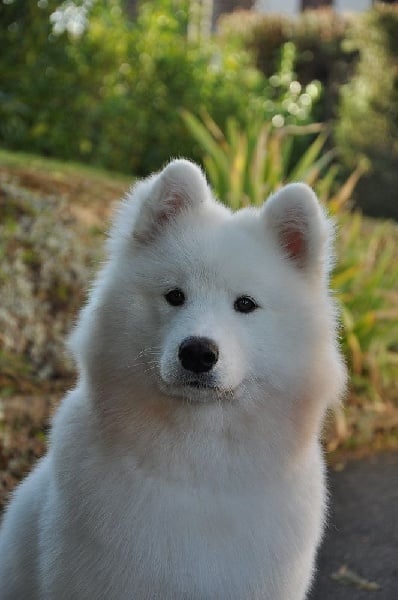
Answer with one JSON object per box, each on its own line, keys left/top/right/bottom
{"left": 70, "top": 159, "right": 345, "bottom": 421}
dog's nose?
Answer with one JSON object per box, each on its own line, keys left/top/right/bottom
{"left": 178, "top": 337, "right": 219, "bottom": 373}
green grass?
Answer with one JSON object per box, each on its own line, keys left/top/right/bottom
{"left": 0, "top": 147, "right": 132, "bottom": 185}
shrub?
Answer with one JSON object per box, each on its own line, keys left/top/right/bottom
{"left": 0, "top": 0, "right": 133, "bottom": 164}
{"left": 0, "top": 0, "right": 264, "bottom": 173}
{"left": 182, "top": 111, "right": 330, "bottom": 209}
{"left": 218, "top": 11, "right": 293, "bottom": 77}
{"left": 103, "top": 0, "right": 268, "bottom": 174}
{"left": 334, "top": 215, "right": 398, "bottom": 401}
{"left": 218, "top": 8, "right": 356, "bottom": 122}
{"left": 0, "top": 0, "right": 322, "bottom": 175}
{"left": 329, "top": 212, "right": 398, "bottom": 449}
{"left": 335, "top": 4, "right": 398, "bottom": 220}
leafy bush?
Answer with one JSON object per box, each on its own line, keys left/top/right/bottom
{"left": 334, "top": 215, "right": 398, "bottom": 400}
{"left": 182, "top": 111, "right": 331, "bottom": 209}
{"left": 218, "top": 11, "right": 293, "bottom": 77}
{"left": 219, "top": 8, "right": 356, "bottom": 122}
{"left": 330, "top": 213, "right": 398, "bottom": 448}
{"left": 0, "top": 0, "right": 322, "bottom": 175}
{"left": 103, "top": 0, "right": 267, "bottom": 174}
{"left": 335, "top": 4, "right": 398, "bottom": 220}
{"left": 0, "top": 0, "right": 132, "bottom": 163}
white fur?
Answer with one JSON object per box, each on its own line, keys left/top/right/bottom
{"left": 0, "top": 159, "right": 346, "bottom": 599}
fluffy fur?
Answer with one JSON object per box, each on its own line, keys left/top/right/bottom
{"left": 0, "top": 159, "right": 346, "bottom": 599}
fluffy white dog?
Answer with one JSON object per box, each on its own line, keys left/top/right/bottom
{"left": 0, "top": 159, "right": 346, "bottom": 599}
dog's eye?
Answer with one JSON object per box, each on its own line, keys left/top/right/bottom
{"left": 234, "top": 296, "right": 258, "bottom": 314}
{"left": 164, "top": 288, "right": 185, "bottom": 307}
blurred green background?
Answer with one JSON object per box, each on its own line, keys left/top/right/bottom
{"left": 0, "top": 1, "right": 398, "bottom": 493}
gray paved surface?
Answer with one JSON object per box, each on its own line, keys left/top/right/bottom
{"left": 309, "top": 452, "right": 398, "bottom": 599}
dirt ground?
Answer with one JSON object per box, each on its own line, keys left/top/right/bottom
{"left": 310, "top": 451, "right": 398, "bottom": 599}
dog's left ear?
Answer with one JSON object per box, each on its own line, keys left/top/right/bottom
{"left": 262, "top": 183, "right": 330, "bottom": 274}
{"left": 133, "top": 159, "right": 209, "bottom": 243}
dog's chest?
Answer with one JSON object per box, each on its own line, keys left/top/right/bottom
{"left": 69, "top": 461, "right": 322, "bottom": 599}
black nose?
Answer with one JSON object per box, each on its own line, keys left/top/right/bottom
{"left": 178, "top": 337, "right": 219, "bottom": 374}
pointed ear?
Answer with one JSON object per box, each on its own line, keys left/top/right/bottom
{"left": 132, "top": 159, "right": 209, "bottom": 243}
{"left": 262, "top": 183, "right": 330, "bottom": 273}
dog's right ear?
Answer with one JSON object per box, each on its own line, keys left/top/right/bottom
{"left": 129, "top": 159, "right": 209, "bottom": 244}
{"left": 262, "top": 183, "right": 330, "bottom": 276}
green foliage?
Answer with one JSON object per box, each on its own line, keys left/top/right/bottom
{"left": 260, "top": 41, "right": 323, "bottom": 126}
{"left": 219, "top": 8, "right": 356, "bottom": 122}
{"left": 0, "top": 0, "right": 321, "bottom": 175}
{"left": 334, "top": 215, "right": 398, "bottom": 400}
{"left": 335, "top": 4, "right": 398, "bottom": 220}
{"left": 184, "top": 112, "right": 398, "bottom": 406}
{"left": 111, "top": 0, "right": 267, "bottom": 174}
{"left": 183, "top": 110, "right": 330, "bottom": 209}
{"left": 0, "top": 0, "right": 132, "bottom": 162}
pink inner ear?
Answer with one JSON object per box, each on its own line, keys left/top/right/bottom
{"left": 156, "top": 192, "right": 186, "bottom": 226}
{"left": 281, "top": 226, "right": 306, "bottom": 263}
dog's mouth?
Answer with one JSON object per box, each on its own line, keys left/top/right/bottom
{"left": 186, "top": 380, "right": 219, "bottom": 390}
{"left": 159, "top": 377, "right": 233, "bottom": 402}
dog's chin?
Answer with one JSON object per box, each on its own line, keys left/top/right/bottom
{"left": 159, "top": 380, "right": 235, "bottom": 404}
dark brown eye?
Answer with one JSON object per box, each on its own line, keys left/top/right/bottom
{"left": 164, "top": 288, "right": 185, "bottom": 307}
{"left": 234, "top": 296, "right": 258, "bottom": 314}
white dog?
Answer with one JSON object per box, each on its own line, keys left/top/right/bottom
{"left": 0, "top": 159, "right": 346, "bottom": 599}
